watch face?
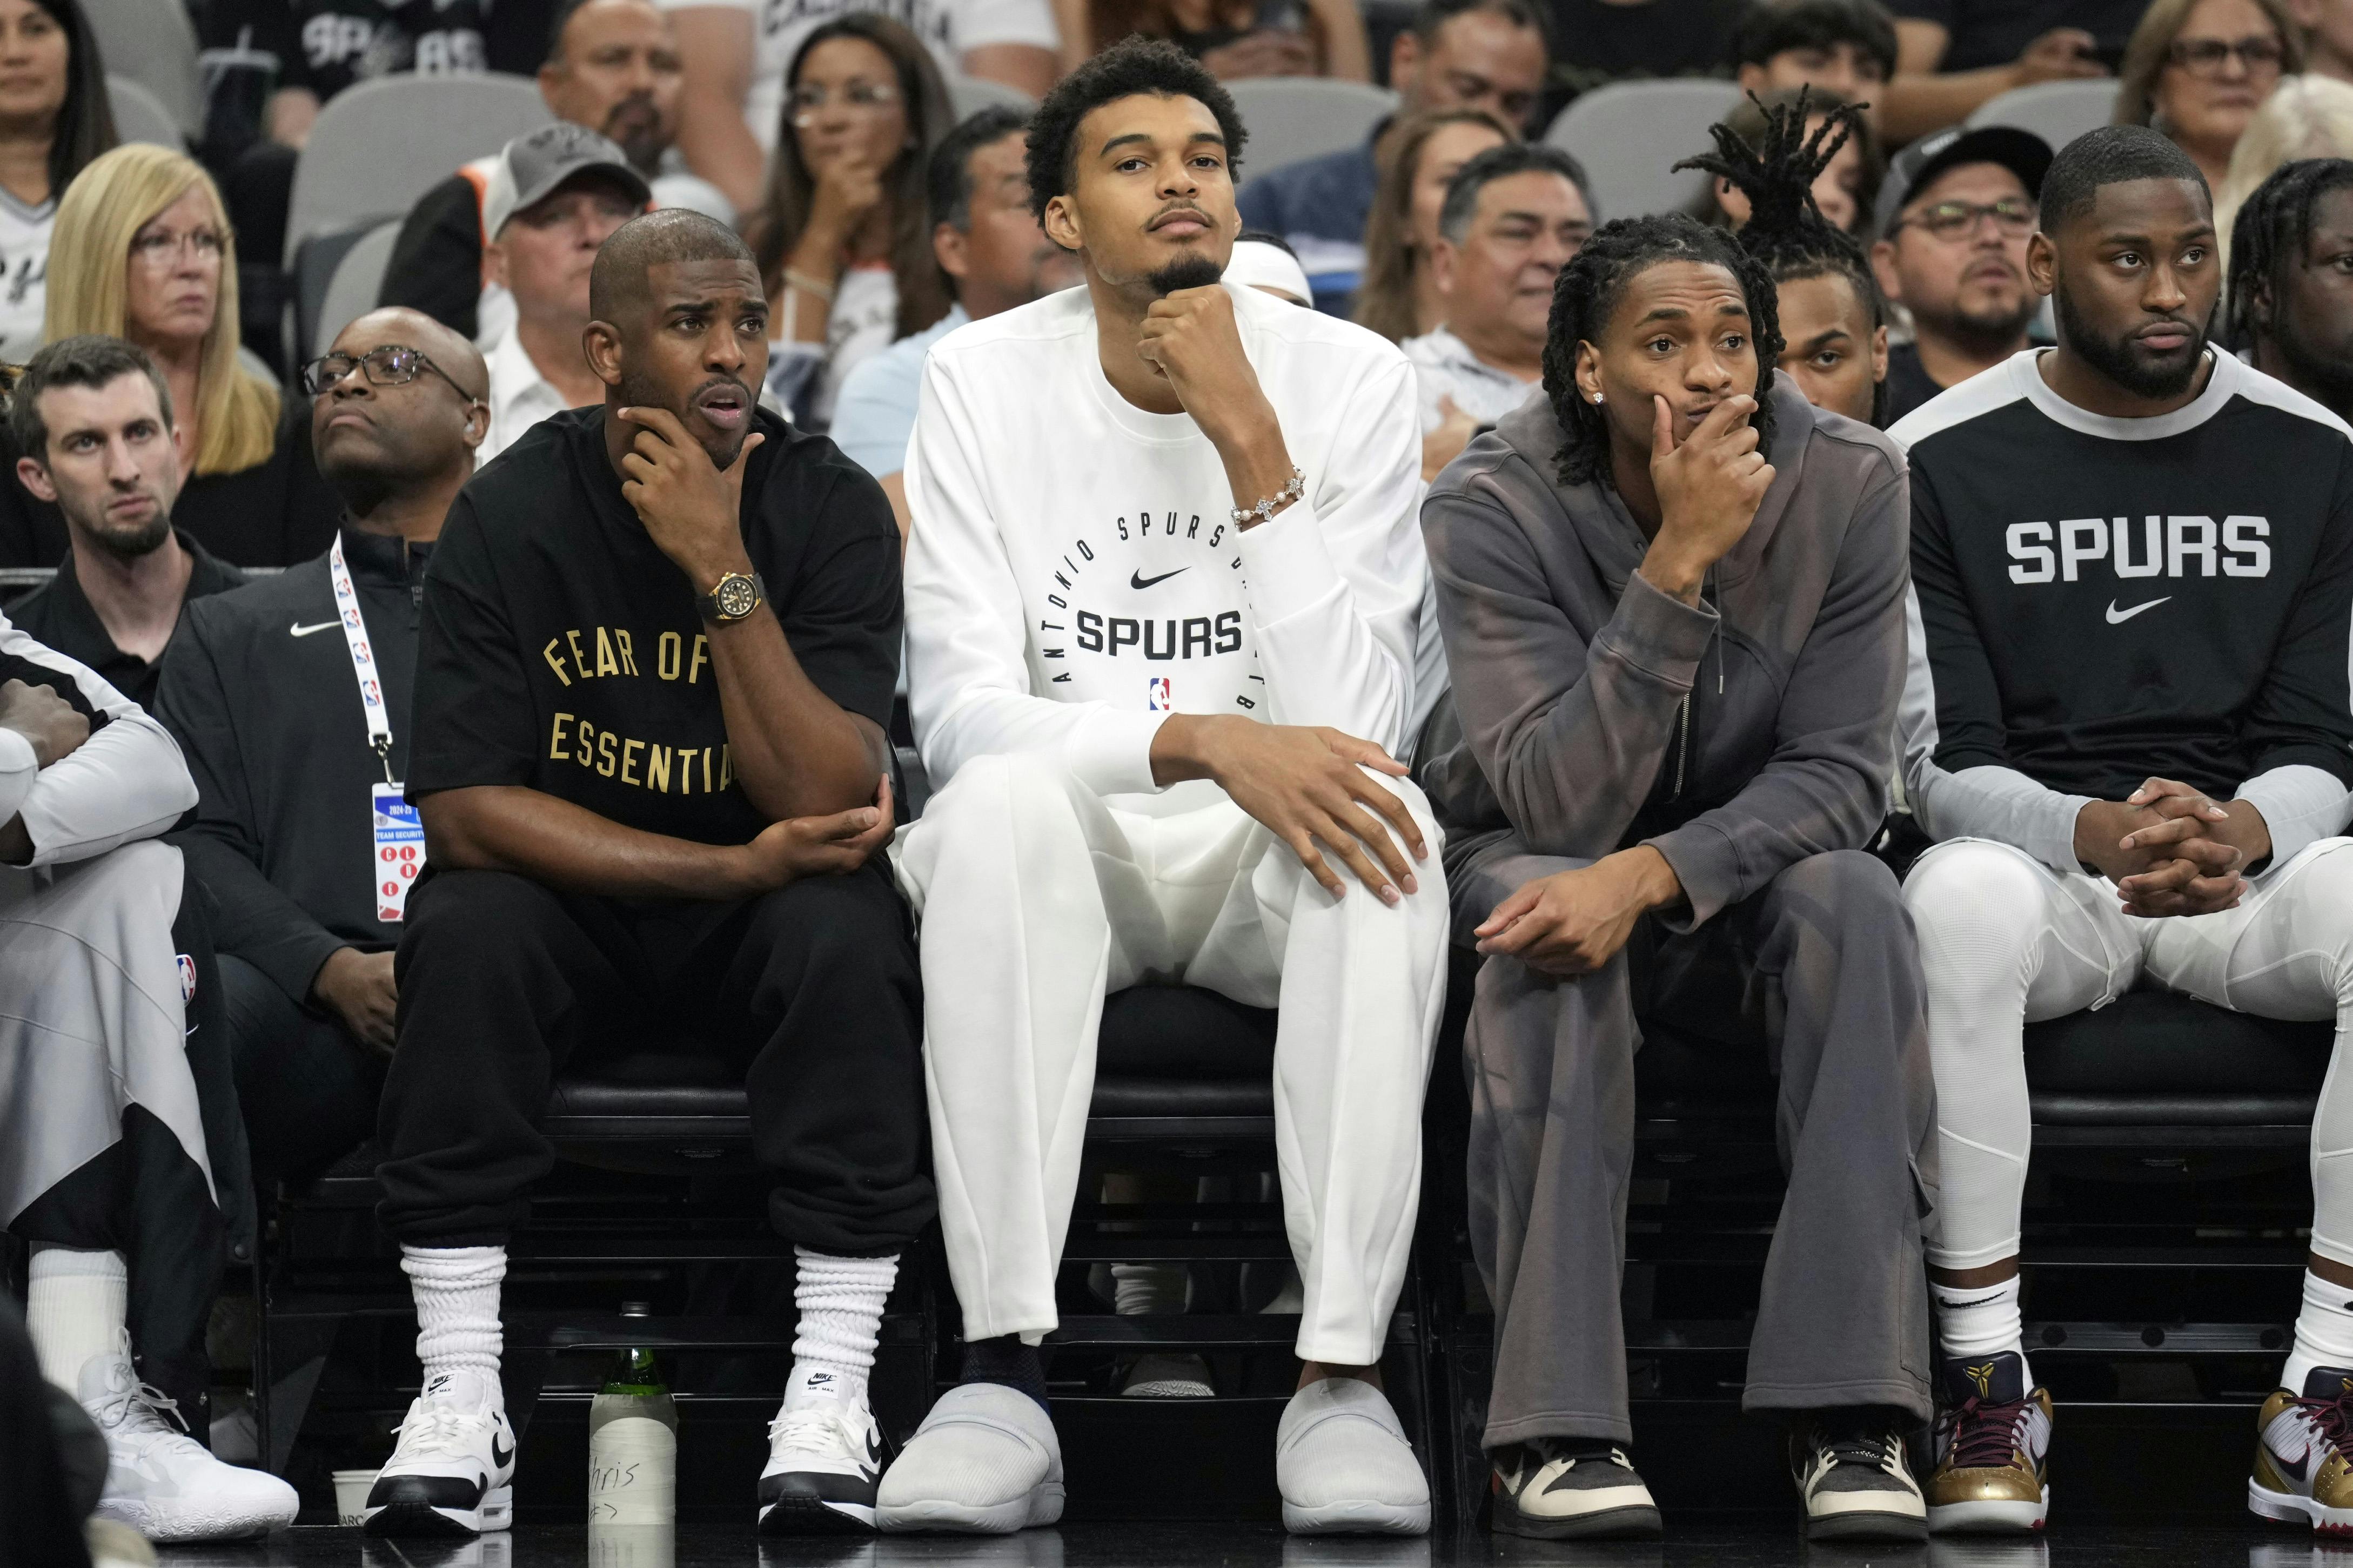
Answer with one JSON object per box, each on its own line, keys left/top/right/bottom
{"left": 715, "top": 575, "right": 759, "bottom": 618}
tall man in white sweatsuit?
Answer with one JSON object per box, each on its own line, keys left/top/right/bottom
{"left": 881, "top": 39, "right": 1450, "bottom": 1536}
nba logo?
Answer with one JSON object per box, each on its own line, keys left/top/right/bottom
{"left": 1147, "top": 677, "right": 1171, "bottom": 711}
{"left": 175, "top": 953, "right": 197, "bottom": 1002}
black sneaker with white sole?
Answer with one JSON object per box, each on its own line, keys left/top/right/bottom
{"left": 1789, "top": 1414, "right": 1928, "bottom": 1541}
{"left": 758, "top": 1379, "right": 886, "bottom": 1535}
{"left": 1491, "top": 1438, "right": 1664, "bottom": 1539}
{"left": 364, "top": 1370, "right": 517, "bottom": 1538}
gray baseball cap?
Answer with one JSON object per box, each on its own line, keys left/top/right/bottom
{"left": 482, "top": 122, "right": 651, "bottom": 239}
{"left": 1873, "top": 124, "right": 2053, "bottom": 239}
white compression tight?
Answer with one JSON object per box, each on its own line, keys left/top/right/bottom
{"left": 1903, "top": 837, "right": 2353, "bottom": 1271}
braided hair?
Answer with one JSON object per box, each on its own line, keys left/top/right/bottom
{"left": 1539, "top": 213, "right": 1783, "bottom": 489}
{"left": 2227, "top": 157, "right": 2353, "bottom": 350}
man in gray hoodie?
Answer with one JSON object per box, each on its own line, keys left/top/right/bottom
{"left": 1418, "top": 213, "right": 1936, "bottom": 1542}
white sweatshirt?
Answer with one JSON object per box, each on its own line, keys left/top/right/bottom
{"left": 903, "top": 282, "right": 1427, "bottom": 812}
{"left": 0, "top": 615, "right": 196, "bottom": 867}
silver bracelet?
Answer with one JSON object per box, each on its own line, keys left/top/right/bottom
{"left": 1231, "top": 466, "right": 1305, "bottom": 527}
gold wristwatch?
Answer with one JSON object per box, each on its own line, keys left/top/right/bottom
{"left": 698, "top": 570, "right": 765, "bottom": 624}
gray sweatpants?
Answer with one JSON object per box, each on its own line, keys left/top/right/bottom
{"left": 1454, "top": 838, "right": 1938, "bottom": 1450}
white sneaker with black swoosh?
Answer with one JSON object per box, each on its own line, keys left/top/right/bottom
{"left": 364, "top": 1369, "right": 517, "bottom": 1537}
{"left": 759, "top": 1368, "right": 886, "bottom": 1533}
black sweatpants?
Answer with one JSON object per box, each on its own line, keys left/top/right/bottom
{"left": 376, "top": 862, "right": 931, "bottom": 1254}
{"left": 219, "top": 954, "right": 385, "bottom": 1187}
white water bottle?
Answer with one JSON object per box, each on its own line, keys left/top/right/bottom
{"left": 588, "top": 1302, "right": 678, "bottom": 1524}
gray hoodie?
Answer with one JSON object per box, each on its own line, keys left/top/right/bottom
{"left": 1418, "top": 373, "right": 1909, "bottom": 928}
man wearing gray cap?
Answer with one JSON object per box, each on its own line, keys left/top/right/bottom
{"left": 476, "top": 124, "right": 652, "bottom": 467}
{"left": 1868, "top": 124, "right": 2053, "bottom": 425}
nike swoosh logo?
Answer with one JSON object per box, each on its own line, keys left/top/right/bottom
{"left": 1130, "top": 568, "right": 1189, "bottom": 590}
{"left": 2105, "top": 597, "right": 2170, "bottom": 624}
{"left": 2279, "top": 1447, "right": 2310, "bottom": 1482}
{"left": 289, "top": 620, "right": 340, "bottom": 637}
{"left": 491, "top": 1436, "right": 513, "bottom": 1469}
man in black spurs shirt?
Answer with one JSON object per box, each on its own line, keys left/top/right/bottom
{"left": 1891, "top": 126, "right": 2353, "bottom": 1538}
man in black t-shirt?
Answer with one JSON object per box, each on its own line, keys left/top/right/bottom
{"left": 363, "top": 211, "right": 926, "bottom": 1542}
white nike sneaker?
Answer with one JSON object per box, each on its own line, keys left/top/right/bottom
{"left": 759, "top": 1367, "right": 886, "bottom": 1533}
{"left": 1276, "top": 1377, "right": 1432, "bottom": 1536}
{"left": 364, "top": 1368, "right": 518, "bottom": 1537}
{"left": 77, "top": 1339, "right": 299, "bottom": 1543}
{"left": 874, "top": 1383, "right": 1065, "bottom": 1533}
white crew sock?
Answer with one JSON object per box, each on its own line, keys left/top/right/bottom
{"left": 786, "top": 1248, "right": 897, "bottom": 1409}
{"left": 26, "top": 1246, "right": 127, "bottom": 1394}
{"left": 1111, "top": 1262, "right": 1190, "bottom": 1316}
{"left": 2285, "top": 1269, "right": 2353, "bottom": 1393}
{"left": 401, "top": 1244, "right": 506, "bottom": 1387}
{"left": 1932, "top": 1273, "right": 2028, "bottom": 1381}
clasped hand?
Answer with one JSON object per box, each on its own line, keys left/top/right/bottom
{"left": 2075, "top": 777, "right": 2264, "bottom": 918}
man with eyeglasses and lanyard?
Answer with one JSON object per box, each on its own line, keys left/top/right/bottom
{"left": 155, "top": 308, "right": 488, "bottom": 1199}
{"left": 1869, "top": 125, "right": 2054, "bottom": 425}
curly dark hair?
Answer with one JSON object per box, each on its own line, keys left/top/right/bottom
{"left": 2227, "top": 157, "right": 2353, "bottom": 349}
{"left": 1539, "top": 213, "right": 1783, "bottom": 489}
{"left": 1025, "top": 37, "right": 1248, "bottom": 226}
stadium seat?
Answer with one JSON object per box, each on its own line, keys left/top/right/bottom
{"left": 1225, "top": 77, "right": 1397, "bottom": 186}
{"left": 1967, "top": 78, "right": 2120, "bottom": 154}
{"left": 282, "top": 73, "right": 551, "bottom": 267}
{"left": 306, "top": 219, "right": 404, "bottom": 369}
{"left": 945, "top": 71, "right": 1037, "bottom": 121}
{"left": 84, "top": 0, "right": 203, "bottom": 140}
{"left": 1544, "top": 79, "right": 1747, "bottom": 226}
{"left": 106, "top": 76, "right": 183, "bottom": 152}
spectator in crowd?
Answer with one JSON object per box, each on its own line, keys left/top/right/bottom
{"left": 0, "top": 145, "right": 337, "bottom": 570}
{"left": 1732, "top": 0, "right": 1900, "bottom": 130}
{"left": 752, "top": 16, "right": 956, "bottom": 430}
{"left": 1543, "top": 0, "right": 1748, "bottom": 104}
{"left": 1406, "top": 142, "right": 1590, "bottom": 479}
{"left": 157, "top": 308, "right": 485, "bottom": 1196}
{"left": 379, "top": 0, "right": 728, "bottom": 347}
{"left": 833, "top": 105, "right": 1078, "bottom": 533}
{"left": 1708, "top": 86, "right": 1880, "bottom": 235}
{"left": 1353, "top": 107, "right": 1515, "bottom": 341}
{"left": 2219, "top": 75, "right": 2353, "bottom": 267}
{"left": 0, "top": 610, "right": 298, "bottom": 1542}
{"left": 1086, "top": 0, "right": 1372, "bottom": 79}
{"left": 664, "top": 0, "right": 1059, "bottom": 220}
{"left": 1879, "top": 0, "right": 2117, "bottom": 145}
{"left": 1226, "top": 229, "right": 1315, "bottom": 301}
{"left": 5, "top": 338, "right": 245, "bottom": 709}
{"left": 1891, "top": 125, "right": 2353, "bottom": 1539}
{"left": 884, "top": 40, "right": 1444, "bottom": 1536}
{"left": 365, "top": 210, "right": 923, "bottom": 1539}
{"left": 1869, "top": 124, "right": 2050, "bottom": 424}
{"left": 1419, "top": 208, "right": 1931, "bottom": 1543}
{"left": 1691, "top": 93, "right": 1889, "bottom": 422}
{"left": 2230, "top": 159, "right": 2353, "bottom": 423}
{"left": 2115, "top": 0, "right": 2300, "bottom": 194}
{"left": 476, "top": 126, "right": 651, "bottom": 466}
{"left": 0, "top": 0, "right": 110, "bottom": 361}
{"left": 1239, "top": 0, "right": 1546, "bottom": 306}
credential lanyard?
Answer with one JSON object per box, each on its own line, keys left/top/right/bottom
{"left": 328, "top": 534, "right": 394, "bottom": 784}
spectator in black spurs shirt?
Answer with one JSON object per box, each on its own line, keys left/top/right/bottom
{"left": 5, "top": 336, "right": 245, "bottom": 710}
{"left": 156, "top": 307, "right": 489, "bottom": 1189}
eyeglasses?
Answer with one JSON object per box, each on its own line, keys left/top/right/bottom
{"left": 2167, "top": 35, "right": 2285, "bottom": 76}
{"left": 129, "top": 226, "right": 225, "bottom": 268}
{"left": 1892, "top": 197, "right": 2037, "bottom": 241}
{"left": 301, "top": 345, "right": 486, "bottom": 405}
{"left": 788, "top": 80, "right": 901, "bottom": 116}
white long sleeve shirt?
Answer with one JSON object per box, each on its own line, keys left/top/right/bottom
{"left": 902, "top": 282, "right": 1427, "bottom": 812}
{"left": 0, "top": 614, "right": 196, "bottom": 866}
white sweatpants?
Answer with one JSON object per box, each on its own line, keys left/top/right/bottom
{"left": 893, "top": 753, "right": 1450, "bottom": 1367}
{"left": 1904, "top": 835, "right": 2353, "bottom": 1270}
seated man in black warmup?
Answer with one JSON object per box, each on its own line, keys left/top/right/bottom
{"left": 364, "top": 210, "right": 928, "bottom": 1540}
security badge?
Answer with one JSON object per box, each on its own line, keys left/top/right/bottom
{"left": 372, "top": 784, "right": 423, "bottom": 922}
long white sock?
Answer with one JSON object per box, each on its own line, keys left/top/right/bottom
{"left": 1932, "top": 1273, "right": 2029, "bottom": 1383}
{"left": 2286, "top": 1269, "right": 2353, "bottom": 1394}
{"left": 787, "top": 1248, "right": 896, "bottom": 1409}
{"left": 401, "top": 1244, "right": 505, "bottom": 1386}
{"left": 26, "top": 1246, "right": 127, "bottom": 1394}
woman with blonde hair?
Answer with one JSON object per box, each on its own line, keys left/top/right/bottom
{"left": 2115, "top": 0, "right": 2302, "bottom": 192}
{"left": 1353, "top": 106, "right": 1516, "bottom": 344}
{"left": 2217, "top": 73, "right": 2353, "bottom": 265}
{"left": 0, "top": 143, "right": 334, "bottom": 567}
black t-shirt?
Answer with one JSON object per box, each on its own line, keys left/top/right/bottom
{"left": 1545, "top": 0, "right": 1747, "bottom": 100}
{"left": 408, "top": 406, "right": 902, "bottom": 845}
{"left": 1881, "top": 343, "right": 1947, "bottom": 428}
{"left": 203, "top": 0, "right": 492, "bottom": 103}
{"left": 9, "top": 530, "right": 247, "bottom": 709}
{"left": 1887, "top": 0, "right": 2146, "bottom": 72}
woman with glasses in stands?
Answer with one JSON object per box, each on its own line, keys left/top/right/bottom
{"left": 2115, "top": 0, "right": 2303, "bottom": 194}
{"left": 0, "top": 0, "right": 115, "bottom": 363}
{"left": 749, "top": 14, "right": 955, "bottom": 431}
{"left": 0, "top": 144, "right": 335, "bottom": 569}
{"left": 1353, "top": 106, "right": 1516, "bottom": 343}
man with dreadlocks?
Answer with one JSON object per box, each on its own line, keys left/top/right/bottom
{"left": 2230, "top": 158, "right": 2353, "bottom": 426}
{"left": 1417, "top": 201, "right": 1934, "bottom": 1537}
{"left": 1686, "top": 91, "right": 1892, "bottom": 426}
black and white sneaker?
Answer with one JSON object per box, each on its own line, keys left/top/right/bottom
{"left": 1789, "top": 1414, "right": 1928, "bottom": 1541}
{"left": 1490, "top": 1438, "right": 1662, "bottom": 1539}
{"left": 757, "top": 1370, "right": 885, "bottom": 1534}
{"left": 363, "top": 1369, "right": 517, "bottom": 1537}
